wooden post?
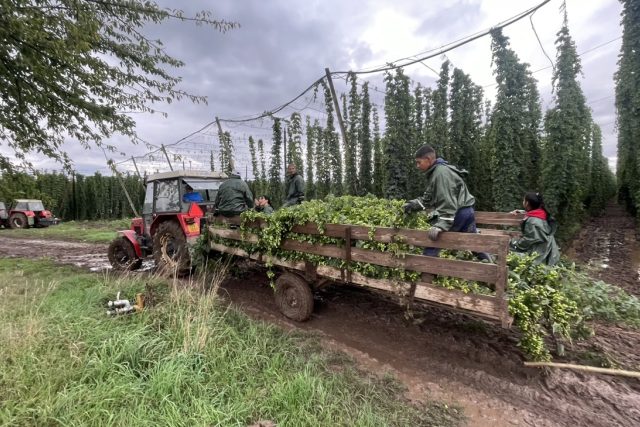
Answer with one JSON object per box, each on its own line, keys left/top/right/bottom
{"left": 345, "top": 226, "right": 352, "bottom": 283}
{"left": 215, "top": 116, "right": 224, "bottom": 136}
{"left": 496, "top": 239, "right": 511, "bottom": 328}
{"left": 160, "top": 144, "right": 173, "bottom": 171}
{"left": 131, "top": 156, "right": 143, "bottom": 181}
{"left": 324, "top": 68, "right": 350, "bottom": 154}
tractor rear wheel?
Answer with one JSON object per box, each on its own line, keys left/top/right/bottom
{"left": 9, "top": 213, "right": 28, "bottom": 229}
{"left": 108, "top": 238, "right": 142, "bottom": 271}
{"left": 152, "top": 221, "right": 190, "bottom": 275}
{"left": 275, "top": 273, "right": 314, "bottom": 321}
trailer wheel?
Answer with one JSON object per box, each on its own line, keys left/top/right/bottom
{"left": 275, "top": 273, "right": 314, "bottom": 321}
{"left": 9, "top": 213, "right": 28, "bottom": 229}
{"left": 108, "top": 238, "right": 142, "bottom": 271}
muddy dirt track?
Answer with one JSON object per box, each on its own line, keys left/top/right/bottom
{"left": 1, "top": 204, "right": 639, "bottom": 427}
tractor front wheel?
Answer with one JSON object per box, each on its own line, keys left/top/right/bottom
{"left": 152, "top": 221, "right": 190, "bottom": 275}
{"left": 108, "top": 238, "right": 142, "bottom": 271}
{"left": 9, "top": 213, "right": 28, "bottom": 229}
{"left": 275, "top": 273, "right": 314, "bottom": 321}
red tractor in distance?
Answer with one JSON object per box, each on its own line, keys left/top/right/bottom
{"left": 0, "top": 199, "right": 59, "bottom": 229}
{"left": 107, "top": 171, "right": 227, "bottom": 273}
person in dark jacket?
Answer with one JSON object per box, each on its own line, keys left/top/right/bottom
{"left": 214, "top": 172, "right": 254, "bottom": 217}
{"left": 403, "top": 145, "right": 490, "bottom": 260}
{"left": 283, "top": 163, "right": 305, "bottom": 207}
{"left": 255, "top": 195, "right": 274, "bottom": 215}
{"left": 509, "top": 192, "right": 560, "bottom": 266}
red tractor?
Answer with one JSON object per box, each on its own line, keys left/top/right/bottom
{"left": 107, "top": 171, "right": 227, "bottom": 273}
{"left": 0, "top": 199, "right": 59, "bottom": 229}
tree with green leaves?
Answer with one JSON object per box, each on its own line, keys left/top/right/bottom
{"left": 448, "top": 68, "right": 484, "bottom": 195}
{"left": 218, "top": 131, "right": 234, "bottom": 173}
{"left": 431, "top": 61, "right": 450, "bottom": 156}
{"left": 541, "top": 19, "right": 591, "bottom": 230}
{"left": 475, "top": 100, "right": 495, "bottom": 210}
{"left": 586, "top": 124, "right": 615, "bottom": 215}
{"left": 372, "top": 108, "right": 385, "bottom": 198}
{"left": 345, "top": 72, "right": 360, "bottom": 195}
{"left": 421, "top": 87, "right": 434, "bottom": 147}
{"left": 288, "top": 113, "right": 304, "bottom": 172}
{"left": 248, "top": 136, "right": 261, "bottom": 194}
{"left": 358, "top": 82, "right": 373, "bottom": 195}
{"left": 305, "top": 116, "right": 316, "bottom": 199}
{"left": 322, "top": 82, "right": 342, "bottom": 196}
{"left": 315, "top": 117, "right": 331, "bottom": 199}
{"left": 249, "top": 136, "right": 259, "bottom": 179}
{"left": 407, "top": 84, "right": 425, "bottom": 198}
{"left": 489, "top": 29, "right": 540, "bottom": 211}
{"left": 383, "top": 68, "right": 414, "bottom": 199}
{"left": 615, "top": 0, "right": 640, "bottom": 217}
{"left": 523, "top": 78, "right": 543, "bottom": 191}
{"left": 268, "top": 118, "right": 284, "bottom": 207}
{"left": 258, "top": 139, "right": 266, "bottom": 184}
{"left": 0, "top": 1, "right": 236, "bottom": 172}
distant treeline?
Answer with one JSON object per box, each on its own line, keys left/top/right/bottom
{"left": 0, "top": 172, "right": 144, "bottom": 221}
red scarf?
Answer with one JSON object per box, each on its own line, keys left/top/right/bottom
{"left": 525, "top": 208, "right": 547, "bottom": 220}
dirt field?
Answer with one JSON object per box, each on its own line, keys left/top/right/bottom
{"left": 1, "top": 205, "right": 639, "bottom": 427}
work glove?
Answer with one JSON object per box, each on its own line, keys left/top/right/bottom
{"left": 427, "top": 227, "right": 442, "bottom": 241}
{"left": 403, "top": 201, "right": 418, "bottom": 214}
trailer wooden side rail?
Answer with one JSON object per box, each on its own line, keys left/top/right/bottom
{"left": 207, "top": 212, "right": 523, "bottom": 328}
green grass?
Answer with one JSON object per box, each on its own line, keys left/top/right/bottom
{"left": 3, "top": 219, "right": 131, "bottom": 243}
{"left": 0, "top": 259, "right": 463, "bottom": 427}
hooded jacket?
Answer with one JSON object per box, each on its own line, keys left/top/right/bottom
{"left": 510, "top": 209, "right": 560, "bottom": 266}
{"left": 214, "top": 176, "right": 254, "bottom": 214}
{"left": 409, "top": 158, "right": 476, "bottom": 230}
{"left": 283, "top": 172, "right": 305, "bottom": 207}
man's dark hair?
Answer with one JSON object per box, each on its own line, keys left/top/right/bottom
{"left": 260, "top": 195, "right": 272, "bottom": 205}
{"left": 415, "top": 145, "right": 436, "bottom": 158}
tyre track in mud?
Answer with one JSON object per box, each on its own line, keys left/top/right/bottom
{"left": 220, "top": 272, "right": 640, "bottom": 427}
{"left": 568, "top": 201, "right": 640, "bottom": 297}
{"left": 1, "top": 233, "right": 639, "bottom": 426}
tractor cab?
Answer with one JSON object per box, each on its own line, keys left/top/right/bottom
{"left": 6, "top": 199, "right": 59, "bottom": 228}
{"left": 0, "top": 202, "right": 8, "bottom": 227}
{"left": 109, "top": 170, "right": 228, "bottom": 272}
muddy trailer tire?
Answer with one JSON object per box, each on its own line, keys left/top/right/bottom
{"left": 108, "top": 238, "right": 142, "bottom": 271}
{"left": 9, "top": 213, "right": 28, "bottom": 229}
{"left": 152, "top": 221, "right": 190, "bottom": 275}
{"left": 275, "top": 272, "right": 314, "bottom": 321}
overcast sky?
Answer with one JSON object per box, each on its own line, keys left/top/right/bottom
{"left": 28, "top": 0, "right": 622, "bottom": 176}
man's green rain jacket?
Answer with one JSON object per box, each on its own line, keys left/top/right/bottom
{"left": 409, "top": 159, "right": 475, "bottom": 230}
{"left": 283, "top": 173, "right": 305, "bottom": 207}
{"left": 214, "top": 176, "right": 254, "bottom": 214}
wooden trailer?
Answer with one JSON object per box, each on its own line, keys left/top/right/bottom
{"left": 207, "top": 212, "right": 523, "bottom": 329}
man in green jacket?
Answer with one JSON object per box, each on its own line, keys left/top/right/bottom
{"left": 404, "top": 145, "right": 489, "bottom": 260}
{"left": 214, "top": 172, "right": 254, "bottom": 217}
{"left": 283, "top": 163, "right": 305, "bottom": 207}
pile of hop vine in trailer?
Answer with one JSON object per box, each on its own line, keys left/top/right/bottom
{"left": 202, "top": 195, "right": 639, "bottom": 361}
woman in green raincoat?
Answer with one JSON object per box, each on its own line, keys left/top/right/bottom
{"left": 510, "top": 192, "right": 560, "bottom": 266}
